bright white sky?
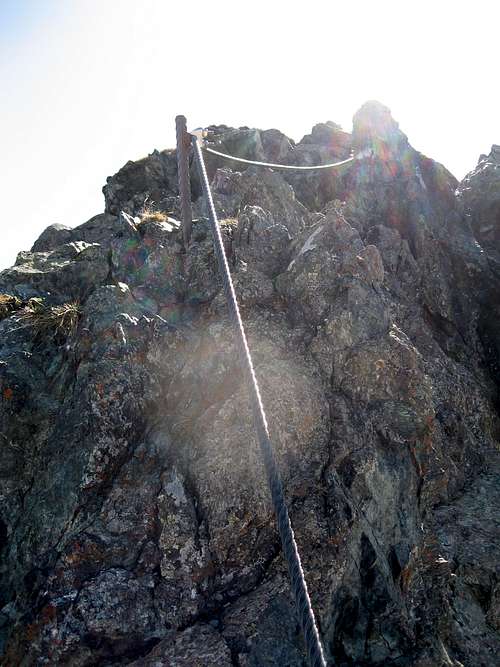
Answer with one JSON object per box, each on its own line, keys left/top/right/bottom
{"left": 0, "top": 0, "right": 498, "bottom": 270}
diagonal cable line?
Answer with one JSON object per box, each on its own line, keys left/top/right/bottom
{"left": 191, "top": 134, "right": 328, "bottom": 667}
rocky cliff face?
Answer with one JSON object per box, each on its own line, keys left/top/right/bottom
{"left": 0, "top": 101, "right": 498, "bottom": 666}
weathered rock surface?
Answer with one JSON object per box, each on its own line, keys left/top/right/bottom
{"left": 457, "top": 144, "right": 500, "bottom": 270}
{"left": 457, "top": 143, "right": 500, "bottom": 399}
{"left": 103, "top": 150, "right": 179, "bottom": 217}
{"left": 0, "top": 102, "right": 499, "bottom": 666}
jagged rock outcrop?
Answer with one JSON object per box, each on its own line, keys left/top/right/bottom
{"left": 103, "top": 150, "right": 179, "bottom": 217}
{"left": 0, "top": 102, "right": 499, "bottom": 666}
{"left": 457, "top": 144, "right": 500, "bottom": 398}
{"left": 457, "top": 144, "right": 500, "bottom": 271}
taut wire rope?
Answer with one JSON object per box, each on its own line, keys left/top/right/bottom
{"left": 191, "top": 134, "right": 328, "bottom": 667}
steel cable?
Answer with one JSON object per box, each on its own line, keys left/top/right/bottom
{"left": 191, "top": 134, "right": 328, "bottom": 667}
{"left": 203, "top": 144, "right": 356, "bottom": 171}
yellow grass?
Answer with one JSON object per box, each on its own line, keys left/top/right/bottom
{"left": 138, "top": 203, "right": 168, "bottom": 225}
{"left": 19, "top": 299, "right": 81, "bottom": 338}
{"left": 0, "top": 294, "right": 22, "bottom": 320}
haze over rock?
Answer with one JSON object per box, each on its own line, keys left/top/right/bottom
{"left": 0, "top": 101, "right": 498, "bottom": 666}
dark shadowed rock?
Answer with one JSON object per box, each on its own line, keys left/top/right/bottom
{"left": 234, "top": 205, "right": 292, "bottom": 277}
{"left": 31, "top": 223, "right": 74, "bottom": 252}
{"left": 30, "top": 214, "right": 128, "bottom": 254}
{"left": 283, "top": 122, "right": 352, "bottom": 211}
{"left": 0, "top": 102, "right": 498, "bottom": 666}
{"left": 103, "top": 149, "right": 179, "bottom": 216}
{"left": 457, "top": 144, "right": 500, "bottom": 413}
{"left": 457, "top": 144, "right": 500, "bottom": 270}
{"left": 128, "top": 623, "right": 233, "bottom": 666}
{"left": 0, "top": 241, "right": 110, "bottom": 301}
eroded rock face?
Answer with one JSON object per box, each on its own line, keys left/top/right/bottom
{"left": 457, "top": 144, "right": 500, "bottom": 267}
{"left": 0, "top": 103, "right": 499, "bottom": 666}
{"left": 457, "top": 144, "right": 500, "bottom": 393}
{"left": 103, "top": 149, "right": 179, "bottom": 217}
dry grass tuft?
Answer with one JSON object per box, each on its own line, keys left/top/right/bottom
{"left": 219, "top": 217, "right": 238, "bottom": 229}
{"left": 19, "top": 299, "right": 81, "bottom": 339}
{"left": 0, "top": 294, "right": 22, "bottom": 320}
{"left": 140, "top": 211, "right": 168, "bottom": 224}
{"left": 138, "top": 203, "right": 168, "bottom": 225}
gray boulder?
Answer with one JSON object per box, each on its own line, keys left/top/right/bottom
{"left": 0, "top": 102, "right": 498, "bottom": 667}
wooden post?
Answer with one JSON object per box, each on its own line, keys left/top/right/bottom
{"left": 175, "top": 115, "right": 193, "bottom": 247}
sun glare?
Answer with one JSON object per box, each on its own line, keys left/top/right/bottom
{"left": 0, "top": 0, "right": 498, "bottom": 270}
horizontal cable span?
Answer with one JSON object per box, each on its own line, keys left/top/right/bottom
{"left": 202, "top": 144, "right": 356, "bottom": 171}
